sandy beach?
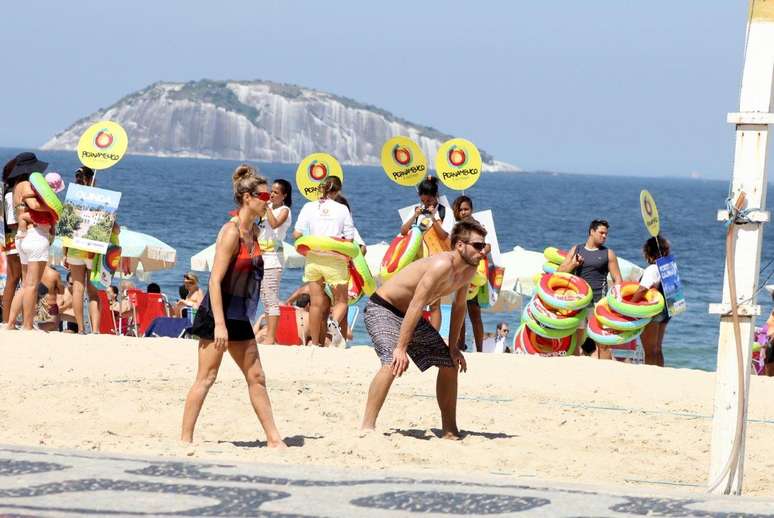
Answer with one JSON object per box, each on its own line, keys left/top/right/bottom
{"left": 2, "top": 329, "right": 774, "bottom": 496}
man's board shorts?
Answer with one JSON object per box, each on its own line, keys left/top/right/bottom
{"left": 364, "top": 293, "right": 453, "bottom": 372}
{"left": 303, "top": 252, "right": 348, "bottom": 286}
{"left": 17, "top": 226, "right": 50, "bottom": 265}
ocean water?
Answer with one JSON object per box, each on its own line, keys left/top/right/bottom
{"left": 2, "top": 148, "right": 773, "bottom": 371}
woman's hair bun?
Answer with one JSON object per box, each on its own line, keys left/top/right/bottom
{"left": 232, "top": 164, "right": 257, "bottom": 183}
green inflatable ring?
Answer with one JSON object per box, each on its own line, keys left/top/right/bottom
{"left": 29, "top": 172, "right": 63, "bottom": 219}
{"left": 295, "top": 235, "right": 359, "bottom": 259}
{"left": 522, "top": 304, "right": 576, "bottom": 339}
{"left": 528, "top": 296, "right": 586, "bottom": 330}
{"left": 543, "top": 246, "right": 567, "bottom": 265}
{"left": 606, "top": 281, "right": 665, "bottom": 319}
{"left": 587, "top": 312, "right": 644, "bottom": 346}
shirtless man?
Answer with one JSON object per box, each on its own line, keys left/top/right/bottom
{"left": 37, "top": 265, "right": 63, "bottom": 332}
{"left": 361, "top": 219, "right": 487, "bottom": 438}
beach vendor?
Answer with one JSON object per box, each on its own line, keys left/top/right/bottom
{"left": 632, "top": 235, "right": 672, "bottom": 366}
{"left": 558, "top": 219, "right": 623, "bottom": 359}
{"left": 65, "top": 166, "right": 101, "bottom": 334}
{"left": 181, "top": 164, "right": 285, "bottom": 448}
{"left": 257, "top": 178, "right": 292, "bottom": 345}
{"left": 4, "top": 152, "right": 56, "bottom": 330}
{"left": 292, "top": 176, "right": 354, "bottom": 347}
{"left": 451, "top": 195, "right": 491, "bottom": 352}
{"left": 399, "top": 176, "right": 450, "bottom": 330}
{"left": 1, "top": 157, "right": 22, "bottom": 325}
{"left": 361, "top": 219, "right": 487, "bottom": 438}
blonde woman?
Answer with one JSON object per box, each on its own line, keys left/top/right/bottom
{"left": 181, "top": 164, "right": 285, "bottom": 448}
{"left": 292, "top": 176, "right": 354, "bottom": 347}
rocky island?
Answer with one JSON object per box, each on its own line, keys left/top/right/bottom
{"left": 42, "top": 79, "right": 518, "bottom": 171}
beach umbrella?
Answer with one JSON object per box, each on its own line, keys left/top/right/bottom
{"left": 191, "top": 241, "right": 301, "bottom": 272}
{"left": 498, "top": 245, "right": 644, "bottom": 298}
{"left": 190, "top": 243, "right": 216, "bottom": 272}
{"left": 116, "top": 228, "right": 176, "bottom": 273}
{"left": 283, "top": 242, "right": 305, "bottom": 269}
{"left": 50, "top": 228, "right": 175, "bottom": 277}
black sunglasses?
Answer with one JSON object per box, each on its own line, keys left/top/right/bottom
{"left": 464, "top": 241, "right": 487, "bottom": 251}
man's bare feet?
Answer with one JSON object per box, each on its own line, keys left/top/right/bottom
{"left": 267, "top": 439, "right": 288, "bottom": 448}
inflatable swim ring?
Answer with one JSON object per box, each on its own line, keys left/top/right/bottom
{"left": 351, "top": 251, "right": 375, "bottom": 296}
{"left": 543, "top": 246, "right": 567, "bottom": 265}
{"left": 522, "top": 304, "right": 576, "bottom": 339}
{"left": 347, "top": 266, "right": 364, "bottom": 305}
{"left": 606, "top": 281, "right": 665, "bottom": 319}
{"left": 294, "top": 235, "right": 359, "bottom": 259}
{"left": 514, "top": 324, "right": 580, "bottom": 356}
{"left": 380, "top": 225, "right": 422, "bottom": 280}
{"left": 466, "top": 268, "right": 488, "bottom": 300}
{"left": 542, "top": 262, "right": 559, "bottom": 274}
{"left": 594, "top": 298, "right": 650, "bottom": 331}
{"left": 26, "top": 172, "right": 62, "bottom": 225}
{"left": 536, "top": 272, "right": 592, "bottom": 311}
{"left": 528, "top": 296, "right": 586, "bottom": 330}
{"left": 586, "top": 312, "right": 645, "bottom": 346}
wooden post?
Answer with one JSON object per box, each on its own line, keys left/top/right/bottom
{"left": 708, "top": 0, "right": 774, "bottom": 495}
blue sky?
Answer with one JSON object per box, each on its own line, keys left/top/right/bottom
{"left": 0, "top": 1, "right": 750, "bottom": 178}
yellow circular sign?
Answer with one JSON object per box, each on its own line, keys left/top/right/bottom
{"left": 381, "top": 136, "right": 428, "bottom": 187}
{"left": 434, "top": 138, "right": 483, "bottom": 191}
{"left": 76, "top": 120, "right": 129, "bottom": 170}
{"left": 295, "top": 153, "right": 344, "bottom": 201}
{"left": 640, "top": 190, "right": 660, "bottom": 237}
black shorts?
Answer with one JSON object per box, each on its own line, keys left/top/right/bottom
{"left": 190, "top": 309, "right": 255, "bottom": 342}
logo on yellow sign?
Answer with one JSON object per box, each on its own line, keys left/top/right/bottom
{"left": 296, "top": 153, "right": 343, "bottom": 201}
{"left": 76, "top": 120, "right": 128, "bottom": 170}
{"left": 381, "top": 136, "right": 428, "bottom": 187}
{"left": 639, "top": 190, "right": 660, "bottom": 237}
{"left": 434, "top": 138, "right": 482, "bottom": 191}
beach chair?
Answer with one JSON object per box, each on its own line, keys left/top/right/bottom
{"left": 125, "top": 289, "right": 146, "bottom": 336}
{"left": 96, "top": 290, "right": 118, "bottom": 335}
{"left": 137, "top": 293, "right": 168, "bottom": 336}
{"left": 275, "top": 304, "right": 303, "bottom": 346}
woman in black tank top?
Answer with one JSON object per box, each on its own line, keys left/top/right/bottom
{"left": 182, "top": 164, "right": 286, "bottom": 448}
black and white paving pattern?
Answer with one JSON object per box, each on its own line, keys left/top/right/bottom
{"left": 1, "top": 444, "right": 773, "bottom": 517}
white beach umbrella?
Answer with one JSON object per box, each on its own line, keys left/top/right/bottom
{"left": 50, "top": 228, "right": 176, "bottom": 274}
{"left": 190, "top": 243, "right": 216, "bottom": 272}
{"left": 191, "top": 241, "right": 302, "bottom": 272}
{"left": 117, "top": 228, "right": 177, "bottom": 273}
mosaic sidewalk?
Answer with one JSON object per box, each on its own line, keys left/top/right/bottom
{"left": 1, "top": 444, "right": 773, "bottom": 517}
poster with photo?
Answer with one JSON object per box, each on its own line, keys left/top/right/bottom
{"left": 656, "top": 255, "right": 686, "bottom": 317}
{"left": 57, "top": 184, "right": 121, "bottom": 254}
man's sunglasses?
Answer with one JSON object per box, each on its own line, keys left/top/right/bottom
{"left": 464, "top": 241, "right": 487, "bottom": 251}
{"left": 251, "top": 191, "right": 271, "bottom": 201}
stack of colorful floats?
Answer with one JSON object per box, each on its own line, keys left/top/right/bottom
{"left": 514, "top": 247, "right": 666, "bottom": 356}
